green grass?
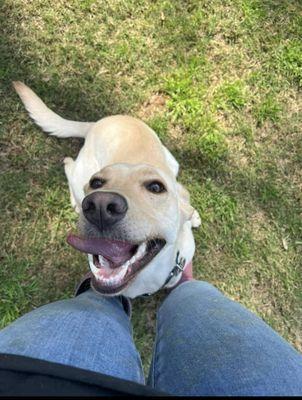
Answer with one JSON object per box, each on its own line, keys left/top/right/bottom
{"left": 1, "top": 0, "right": 301, "bottom": 373}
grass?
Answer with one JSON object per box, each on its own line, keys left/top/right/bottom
{"left": 0, "top": 0, "right": 301, "bottom": 373}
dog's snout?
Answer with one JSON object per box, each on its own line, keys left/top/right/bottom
{"left": 82, "top": 191, "right": 128, "bottom": 230}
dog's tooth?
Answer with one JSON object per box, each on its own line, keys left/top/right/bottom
{"left": 137, "top": 242, "right": 147, "bottom": 258}
{"left": 98, "top": 255, "right": 110, "bottom": 269}
{"left": 121, "top": 242, "right": 145, "bottom": 268}
{"left": 88, "top": 254, "right": 99, "bottom": 276}
{"left": 93, "top": 254, "right": 131, "bottom": 287}
{"left": 117, "top": 266, "right": 128, "bottom": 280}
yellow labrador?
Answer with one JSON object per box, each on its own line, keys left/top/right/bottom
{"left": 13, "top": 82, "right": 201, "bottom": 298}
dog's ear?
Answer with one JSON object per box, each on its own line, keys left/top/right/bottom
{"left": 177, "top": 183, "right": 201, "bottom": 228}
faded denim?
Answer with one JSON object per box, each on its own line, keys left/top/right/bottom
{"left": 0, "top": 281, "right": 301, "bottom": 395}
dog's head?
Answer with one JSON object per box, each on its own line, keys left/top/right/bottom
{"left": 68, "top": 162, "right": 195, "bottom": 297}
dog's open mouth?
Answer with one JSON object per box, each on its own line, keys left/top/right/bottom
{"left": 67, "top": 233, "right": 166, "bottom": 294}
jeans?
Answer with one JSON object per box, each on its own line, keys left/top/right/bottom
{"left": 0, "top": 281, "right": 301, "bottom": 396}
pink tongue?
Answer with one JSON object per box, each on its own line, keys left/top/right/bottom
{"left": 67, "top": 233, "right": 137, "bottom": 266}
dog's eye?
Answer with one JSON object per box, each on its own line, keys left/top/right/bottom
{"left": 90, "top": 178, "right": 105, "bottom": 190}
{"left": 145, "top": 180, "right": 166, "bottom": 194}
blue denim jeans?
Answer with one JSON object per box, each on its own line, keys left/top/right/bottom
{"left": 0, "top": 281, "right": 301, "bottom": 395}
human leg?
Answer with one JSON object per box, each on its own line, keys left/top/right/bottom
{"left": 0, "top": 289, "right": 144, "bottom": 383}
{"left": 149, "top": 280, "right": 302, "bottom": 395}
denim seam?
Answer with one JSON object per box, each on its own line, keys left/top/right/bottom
{"left": 149, "top": 310, "right": 162, "bottom": 388}
{"left": 129, "top": 327, "right": 145, "bottom": 384}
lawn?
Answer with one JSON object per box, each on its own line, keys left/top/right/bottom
{"left": 0, "top": 0, "right": 301, "bottom": 372}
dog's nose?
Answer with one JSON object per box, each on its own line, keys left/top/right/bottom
{"left": 82, "top": 192, "right": 128, "bottom": 230}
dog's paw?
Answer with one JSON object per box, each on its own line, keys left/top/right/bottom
{"left": 191, "top": 209, "right": 201, "bottom": 228}
{"left": 68, "top": 191, "right": 80, "bottom": 213}
{"left": 70, "top": 197, "right": 81, "bottom": 214}
{"left": 74, "top": 204, "right": 81, "bottom": 214}
{"left": 63, "top": 157, "right": 74, "bottom": 165}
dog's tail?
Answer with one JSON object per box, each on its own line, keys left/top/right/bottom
{"left": 13, "top": 81, "right": 94, "bottom": 138}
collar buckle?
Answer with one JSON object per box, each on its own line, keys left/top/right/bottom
{"left": 163, "top": 251, "right": 186, "bottom": 287}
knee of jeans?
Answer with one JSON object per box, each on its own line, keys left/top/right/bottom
{"left": 159, "top": 280, "right": 222, "bottom": 314}
{"left": 171, "top": 280, "right": 221, "bottom": 298}
{"left": 76, "top": 289, "right": 131, "bottom": 317}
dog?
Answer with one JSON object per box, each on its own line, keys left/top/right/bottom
{"left": 13, "top": 81, "right": 201, "bottom": 298}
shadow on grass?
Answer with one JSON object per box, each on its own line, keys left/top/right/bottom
{"left": 0, "top": 1, "right": 132, "bottom": 120}
{"left": 173, "top": 140, "right": 301, "bottom": 236}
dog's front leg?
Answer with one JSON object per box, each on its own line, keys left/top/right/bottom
{"left": 63, "top": 157, "right": 80, "bottom": 213}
